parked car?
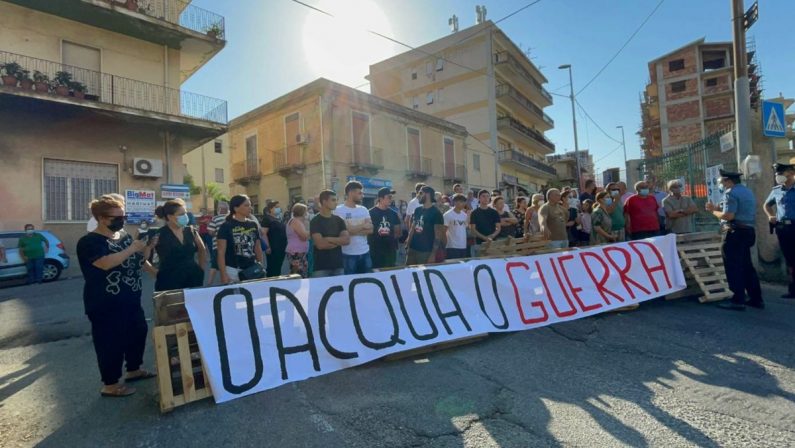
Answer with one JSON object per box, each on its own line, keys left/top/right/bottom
{"left": 0, "top": 230, "right": 70, "bottom": 282}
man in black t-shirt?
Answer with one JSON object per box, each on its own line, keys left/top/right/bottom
{"left": 406, "top": 185, "right": 445, "bottom": 265}
{"left": 310, "top": 190, "right": 350, "bottom": 277}
{"left": 470, "top": 189, "right": 501, "bottom": 257}
{"left": 369, "top": 187, "right": 401, "bottom": 269}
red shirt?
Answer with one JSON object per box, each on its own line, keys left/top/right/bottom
{"left": 624, "top": 194, "right": 659, "bottom": 233}
{"left": 197, "top": 215, "right": 212, "bottom": 235}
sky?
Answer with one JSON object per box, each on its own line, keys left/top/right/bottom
{"left": 184, "top": 0, "right": 794, "bottom": 181}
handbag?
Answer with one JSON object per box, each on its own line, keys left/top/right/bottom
{"left": 238, "top": 261, "right": 266, "bottom": 281}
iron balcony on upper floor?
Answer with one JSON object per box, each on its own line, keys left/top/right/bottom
{"left": 494, "top": 51, "right": 553, "bottom": 107}
{"left": 496, "top": 83, "right": 554, "bottom": 131}
{"left": 497, "top": 116, "right": 555, "bottom": 154}
{"left": 498, "top": 149, "right": 557, "bottom": 177}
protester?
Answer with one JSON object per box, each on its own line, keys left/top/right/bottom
{"left": 491, "top": 190, "right": 511, "bottom": 213}
{"left": 87, "top": 193, "right": 125, "bottom": 232}
{"left": 524, "top": 194, "right": 544, "bottom": 236}
{"left": 18, "top": 224, "right": 49, "bottom": 284}
{"left": 369, "top": 187, "right": 401, "bottom": 269}
{"left": 513, "top": 197, "right": 527, "bottom": 238}
{"left": 624, "top": 181, "right": 660, "bottom": 240}
{"left": 606, "top": 182, "right": 627, "bottom": 242}
{"left": 579, "top": 199, "right": 593, "bottom": 245}
{"left": 469, "top": 189, "right": 501, "bottom": 256}
{"left": 467, "top": 190, "right": 478, "bottom": 211}
{"left": 206, "top": 201, "right": 229, "bottom": 286}
{"left": 333, "top": 181, "right": 373, "bottom": 274}
{"left": 436, "top": 192, "right": 451, "bottom": 214}
{"left": 492, "top": 196, "right": 517, "bottom": 239}
{"left": 77, "top": 195, "right": 156, "bottom": 397}
{"left": 591, "top": 192, "right": 617, "bottom": 245}
{"left": 444, "top": 194, "right": 469, "bottom": 260}
{"left": 217, "top": 195, "right": 264, "bottom": 284}
{"left": 663, "top": 179, "right": 697, "bottom": 234}
{"left": 453, "top": 183, "right": 465, "bottom": 195}
{"left": 579, "top": 179, "right": 597, "bottom": 203}
{"left": 196, "top": 208, "right": 213, "bottom": 253}
{"left": 706, "top": 169, "right": 763, "bottom": 311}
{"left": 261, "top": 200, "right": 287, "bottom": 277}
{"left": 561, "top": 189, "right": 580, "bottom": 247}
{"left": 153, "top": 199, "right": 206, "bottom": 291}
{"left": 405, "top": 183, "right": 425, "bottom": 227}
{"left": 618, "top": 181, "right": 632, "bottom": 205}
{"left": 310, "top": 190, "right": 349, "bottom": 277}
{"left": 539, "top": 188, "right": 568, "bottom": 249}
{"left": 764, "top": 160, "right": 795, "bottom": 299}
{"left": 645, "top": 175, "right": 668, "bottom": 234}
{"left": 406, "top": 185, "right": 445, "bottom": 265}
{"left": 285, "top": 203, "right": 310, "bottom": 278}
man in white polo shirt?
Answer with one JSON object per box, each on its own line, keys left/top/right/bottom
{"left": 404, "top": 182, "right": 425, "bottom": 228}
{"left": 334, "top": 180, "right": 374, "bottom": 274}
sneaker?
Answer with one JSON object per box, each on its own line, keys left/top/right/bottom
{"left": 717, "top": 302, "right": 746, "bottom": 311}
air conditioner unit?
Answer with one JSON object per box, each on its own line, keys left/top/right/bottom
{"left": 133, "top": 158, "right": 163, "bottom": 178}
{"left": 296, "top": 133, "right": 310, "bottom": 145}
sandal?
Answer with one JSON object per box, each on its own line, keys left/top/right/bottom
{"left": 125, "top": 370, "right": 157, "bottom": 382}
{"left": 101, "top": 384, "right": 136, "bottom": 397}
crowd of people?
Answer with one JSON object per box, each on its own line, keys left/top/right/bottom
{"left": 67, "top": 160, "right": 793, "bottom": 397}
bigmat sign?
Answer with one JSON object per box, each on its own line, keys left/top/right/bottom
{"left": 185, "top": 235, "right": 686, "bottom": 403}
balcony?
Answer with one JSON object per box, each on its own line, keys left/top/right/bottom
{"left": 494, "top": 51, "right": 552, "bottom": 106}
{"left": 496, "top": 84, "right": 554, "bottom": 131}
{"left": 5, "top": 0, "right": 226, "bottom": 80}
{"left": 274, "top": 145, "right": 307, "bottom": 176}
{"left": 443, "top": 163, "right": 466, "bottom": 183}
{"left": 0, "top": 50, "right": 227, "bottom": 133}
{"left": 406, "top": 156, "right": 433, "bottom": 179}
{"left": 497, "top": 116, "right": 555, "bottom": 154}
{"left": 498, "top": 150, "right": 557, "bottom": 177}
{"left": 349, "top": 145, "right": 384, "bottom": 173}
{"left": 232, "top": 158, "right": 261, "bottom": 184}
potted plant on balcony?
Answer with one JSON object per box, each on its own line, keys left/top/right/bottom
{"left": 69, "top": 81, "right": 87, "bottom": 99}
{"left": 52, "top": 71, "right": 73, "bottom": 97}
{"left": 1, "top": 62, "right": 22, "bottom": 87}
{"left": 33, "top": 71, "right": 50, "bottom": 93}
{"left": 17, "top": 69, "right": 33, "bottom": 90}
{"left": 204, "top": 22, "right": 222, "bottom": 39}
{"left": 125, "top": 0, "right": 139, "bottom": 11}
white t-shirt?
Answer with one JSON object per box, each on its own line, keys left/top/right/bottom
{"left": 333, "top": 204, "right": 371, "bottom": 255}
{"left": 443, "top": 209, "right": 469, "bottom": 249}
{"left": 406, "top": 197, "right": 420, "bottom": 221}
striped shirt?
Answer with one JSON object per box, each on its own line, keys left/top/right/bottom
{"left": 208, "top": 214, "right": 227, "bottom": 250}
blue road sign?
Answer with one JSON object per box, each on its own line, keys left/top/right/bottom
{"left": 762, "top": 100, "right": 786, "bottom": 137}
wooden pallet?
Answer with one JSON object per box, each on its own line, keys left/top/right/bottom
{"left": 676, "top": 233, "right": 733, "bottom": 303}
{"left": 480, "top": 235, "right": 551, "bottom": 257}
{"left": 153, "top": 322, "right": 211, "bottom": 413}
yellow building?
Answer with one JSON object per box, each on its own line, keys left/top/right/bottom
{"left": 183, "top": 133, "right": 231, "bottom": 212}
{"left": 229, "top": 78, "right": 467, "bottom": 210}
{"left": 0, "top": 0, "right": 227, "bottom": 259}
{"left": 547, "top": 150, "right": 595, "bottom": 188}
{"left": 368, "top": 20, "right": 556, "bottom": 201}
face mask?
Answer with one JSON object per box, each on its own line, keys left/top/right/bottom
{"left": 670, "top": 187, "right": 681, "bottom": 194}
{"left": 718, "top": 185, "right": 725, "bottom": 194}
{"left": 176, "top": 215, "right": 189, "bottom": 227}
{"left": 639, "top": 188, "right": 649, "bottom": 196}
{"left": 108, "top": 216, "right": 125, "bottom": 232}
{"left": 776, "top": 175, "right": 788, "bottom": 185}
{"left": 568, "top": 198, "right": 578, "bottom": 208}
{"left": 610, "top": 190, "right": 619, "bottom": 197}
{"left": 26, "top": 229, "right": 34, "bottom": 235}
{"left": 275, "top": 207, "right": 282, "bottom": 215}
{"left": 139, "top": 222, "right": 148, "bottom": 230}
{"left": 605, "top": 198, "right": 613, "bottom": 206}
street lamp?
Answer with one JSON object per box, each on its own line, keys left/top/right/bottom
{"left": 558, "top": 64, "right": 581, "bottom": 190}
{"left": 616, "top": 125, "right": 627, "bottom": 183}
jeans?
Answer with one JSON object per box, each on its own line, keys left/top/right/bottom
{"left": 343, "top": 253, "right": 373, "bottom": 275}
{"left": 26, "top": 258, "right": 45, "bottom": 284}
{"left": 548, "top": 240, "right": 569, "bottom": 249}
{"left": 311, "top": 268, "right": 344, "bottom": 278}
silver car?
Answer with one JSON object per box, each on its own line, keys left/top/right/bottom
{"left": 0, "top": 231, "right": 70, "bottom": 282}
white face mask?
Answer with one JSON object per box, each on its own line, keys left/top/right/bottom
{"left": 776, "top": 174, "right": 788, "bottom": 185}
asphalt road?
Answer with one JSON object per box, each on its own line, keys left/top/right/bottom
{"left": 1, "top": 277, "right": 794, "bottom": 447}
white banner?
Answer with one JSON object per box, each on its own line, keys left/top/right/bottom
{"left": 185, "top": 234, "right": 686, "bottom": 403}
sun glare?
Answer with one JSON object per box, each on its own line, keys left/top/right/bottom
{"left": 301, "top": 0, "right": 398, "bottom": 88}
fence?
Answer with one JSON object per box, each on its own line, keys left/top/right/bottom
{"left": 637, "top": 125, "right": 737, "bottom": 232}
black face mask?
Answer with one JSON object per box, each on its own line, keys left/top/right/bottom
{"left": 108, "top": 216, "right": 125, "bottom": 232}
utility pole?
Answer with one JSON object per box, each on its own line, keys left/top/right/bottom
{"left": 617, "top": 125, "right": 627, "bottom": 183}
{"left": 732, "top": 0, "right": 752, "bottom": 170}
{"left": 201, "top": 143, "right": 208, "bottom": 209}
{"left": 559, "top": 64, "right": 581, "bottom": 190}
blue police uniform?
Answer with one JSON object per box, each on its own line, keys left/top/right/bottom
{"left": 718, "top": 177, "right": 763, "bottom": 308}
{"left": 765, "top": 176, "right": 795, "bottom": 297}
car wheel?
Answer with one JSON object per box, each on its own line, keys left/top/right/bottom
{"left": 42, "top": 260, "right": 62, "bottom": 282}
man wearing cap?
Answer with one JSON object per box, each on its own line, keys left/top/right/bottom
{"left": 764, "top": 160, "right": 795, "bottom": 298}
{"left": 405, "top": 185, "right": 445, "bottom": 265}
{"left": 334, "top": 181, "right": 373, "bottom": 275}
{"left": 706, "top": 169, "right": 764, "bottom": 310}
{"left": 369, "top": 187, "right": 401, "bottom": 269}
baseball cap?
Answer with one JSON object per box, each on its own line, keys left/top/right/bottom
{"left": 420, "top": 185, "right": 437, "bottom": 202}
{"left": 377, "top": 187, "right": 396, "bottom": 198}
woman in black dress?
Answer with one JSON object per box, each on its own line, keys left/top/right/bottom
{"left": 153, "top": 199, "right": 207, "bottom": 291}
{"left": 260, "top": 200, "right": 288, "bottom": 277}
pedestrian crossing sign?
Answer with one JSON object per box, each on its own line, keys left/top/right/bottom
{"left": 762, "top": 100, "right": 786, "bottom": 137}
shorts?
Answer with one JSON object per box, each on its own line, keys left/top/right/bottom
{"left": 406, "top": 249, "right": 431, "bottom": 266}
{"left": 446, "top": 248, "right": 468, "bottom": 260}
{"left": 224, "top": 266, "right": 241, "bottom": 283}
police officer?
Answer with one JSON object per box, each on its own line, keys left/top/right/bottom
{"left": 705, "top": 169, "right": 764, "bottom": 310}
{"left": 764, "top": 159, "right": 795, "bottom": 299}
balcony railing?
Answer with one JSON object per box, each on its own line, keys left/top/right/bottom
{"left": 0, "top": 50, "right": 227, "bottom": 124}
{"left": 496, "top": 83, "right": 554, "bottom": 127}
{"left": 494, "top": 51, "right": 552, "bottom": 103}
{"left": 349, "top": 145, "right": 384, "bottom": 170}
{"left": 274, "top": 145, "right": 307, "bottom": 174}
{"left": 497, "top": 116, "right": 555, "bottom": 151}
{"left": 407, "top": 156, "right": 433, "bottom": 178}
{"left": 443, "top": 163, "right": 466, "bottom": 182}
{"left": 498, "top": 150, "right": 557, "bottom": 176}
{"left": 119, "top": 0, "right": 225, "bottom": 39}
{"left": 232, "top": 158, "right": 261, "bottom": 182}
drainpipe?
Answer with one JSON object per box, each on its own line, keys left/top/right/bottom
{"left": 318, "top": 95, "right": 327, "bottom": 188}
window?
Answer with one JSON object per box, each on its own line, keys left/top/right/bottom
{"left": 215, "top": 168, "right": 224, "bottom": 183}
{"left": 426, "top": 92, "right": 434, "bottom": 105}
{"left": 411, "top": 96, "right": 419, "bottom": 109}
{"left": 436, "top": 57, "right": 444, "bottom": 71}
{"left": 473, "top": 154, "right": 481, "bottom": 172}
{"left": 352, "top": 111, "right": 371, "bottom": 163}
{"left": 426, "top": 61, "right": 433, "bottom": 76}
{"left": 63, "top": 41, "right": 100, "bottom": 96}
{"left": 245, "top": 134, "right": 257, "bottom": 163}
{"left": 670, "top": 81, "right": 686, "bottom": 93}
{"left": 668, "top": 59, "right": 685, "bottom": 71}
{"left": 214, "top": 140, "right": 223, "bottom": 153}
{"left": 43, "top": 159, "right": 117, "bottom": 221}
{"left": 705, "top": 78, "right": 718, "bottom": 87}
{"left": 285, "top": 112, "right": 300, "bottom": 146}
{"left": 407, "top": 128, "right": 421, "bottom": 170}
{"left": 411, "top": 71, "right": 417, "bottom": 80}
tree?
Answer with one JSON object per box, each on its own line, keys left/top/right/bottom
{"left": 183, "top": 174, "right": 202, "bottom": 196}
{"left": 206, "top": 182, "right": 228, "bottom": 203}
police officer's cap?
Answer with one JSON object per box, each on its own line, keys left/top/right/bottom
{"left": 718, "top": 168, "right": 743, "bottom": 180}
{"left": 773, "top": 156, "right": 795, "bottom": 173}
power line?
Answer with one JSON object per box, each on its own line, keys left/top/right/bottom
{"left": 594, "top": 142, "right": 625, "bottom": 164}
{"left": 576, "top": 0, "right": 665, "bottom": 95}
{"left": 495, "top": 0, "right": 544, "bottom": 24}
{"left": 575, "top": 99, "right": 623, "bottom": 145}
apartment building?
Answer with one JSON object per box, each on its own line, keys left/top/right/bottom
{"left": 640, "top": 38, "right": 762, "bottom": 157}
{"left": 546, "top": 150, "right": 594, "bottom": 188}
{"left": 183, "top": 133, "right": 230, "bottom": 212}
{"left": 368, "top": 20, "right": 556, "bottom": 202}
{"left": 229, "top": 78, "right": 467, "bottom": 210}
{"left": 0, "top": 0, "right": 228, "bottom": 256}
